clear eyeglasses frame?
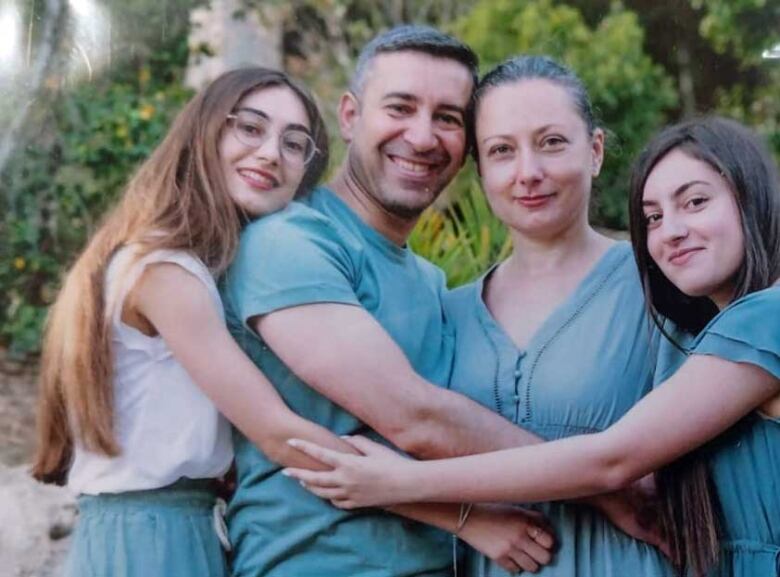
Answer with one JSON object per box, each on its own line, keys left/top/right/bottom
{"left": 226, "top": 108, "right": 319, "bottom": 166}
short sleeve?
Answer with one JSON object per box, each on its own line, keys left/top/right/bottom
{"left": 222, "top": 203, "right": 361, "bottom": 327}
{"left": 692, "top": 288, "right": 780, "bottom": 379}
{"left": 105, "top": 247, "right": 222, "bottom": 350}
{"left": 652, "top": 320, "right": 694, "bottom": 387}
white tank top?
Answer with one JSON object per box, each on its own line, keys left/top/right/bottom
{"left": 67, "top": 246, "right": 233, "bottom": 495}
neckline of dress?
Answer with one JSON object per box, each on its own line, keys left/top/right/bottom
{"left": 473, "top": 241, "right": 631, "bottom": 356}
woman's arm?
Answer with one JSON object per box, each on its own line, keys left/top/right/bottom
{"left": 131, "top": 262, "right": 352, "bottom": 469}
{"left": 130, "top": 263, "right": 556, "bottom": 568}
{"left": 284, "top": 352, "right": 779, "bottom": 507}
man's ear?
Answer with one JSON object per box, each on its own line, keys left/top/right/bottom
{"left": 338, "top": 92, "right": 360, "bottom": 143}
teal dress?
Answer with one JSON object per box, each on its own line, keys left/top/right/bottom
{"left": 445, "top": 243, "right": 675, "bottom": 577}
{"left": 658, "top": 286, "right": 780, "bottom": 576}
{"left": 221, "top": 187, "right": 453, "bottom": 577}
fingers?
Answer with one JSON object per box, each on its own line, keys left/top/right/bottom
{"left": 509, "top": 549, "right": 541, "bottom": 573}
{"left": 527, "top": 523, "right": 555, "bottom": 550}
{"left": 342, "top": 435, "right": 397, "bottom": 457}
{"left": 287, "top": 438, "right": 343, "bottom": 466}
{"left": 496, "top": 557, "right": 521, "bottom": 573}
{"left": 497, "top": 524, "right": 555, "bottom": 572}
{"left": 281, "top": 468, "right": 360, "bottom": 509}
{"left": 281, "top": 467, "right": 340, "bottom": 488}
{"left": 497, "top": 550, "right": 540, "bottom": 574}
{"left": 517, "top": 534, "right": 553, "bottom": 567}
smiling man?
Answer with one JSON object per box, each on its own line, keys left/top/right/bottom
{"left": 220, "top": 26, "right": 552, "bottom": 577}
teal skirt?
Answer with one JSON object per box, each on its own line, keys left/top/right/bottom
{"left": 64, "top": 479, "right": 229, "bottom": 577}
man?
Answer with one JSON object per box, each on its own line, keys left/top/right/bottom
{"left": 221, "top": 26, "right": 562, "bottom": 577}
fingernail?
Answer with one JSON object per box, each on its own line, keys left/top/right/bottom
{"left": 287, "top": 439, "right": 301, "bottom": 448}
{"left": 299, "top": 480, "right": 307, "bottom": 488}
{"left": 280, "top": 469, "right": 291, "bottom": 477}
{"left": 339, "top": 435, "right": 352, "bottom": 439}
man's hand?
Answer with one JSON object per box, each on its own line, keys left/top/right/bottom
{"left": 585, "top": 474, "right": 670, "bottom": 558}
{"left": 459, "top": 504, "right": 555, "bottom": 574}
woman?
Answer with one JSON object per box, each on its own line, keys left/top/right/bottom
{"left": 31, "top": 67, "right": 338, "bottom": 577}
{"left": 285, "top": 116, "right": 780, "bottom": 577}
{"left": 444, "top": 56, "right": 675, "bottom": 576}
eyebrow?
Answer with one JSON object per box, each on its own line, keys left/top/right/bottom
{"left": 480, "top": 123, "right": 567, "bottom": 145}
{"left": 533, "top": 123, "right": 565, "bottom": 134}
{"left": 382, "top": 92, "right": 466, "bottom": 117}
{"left": 642, "top": 180, "right": 710, "bottom": 206}
{"left": 235, "top": 107, "right": 312, "bottom": 135}
{"left": 382, "top": 92, "right": 416, "bottom": 102}
{"left": 236, "top": 107, "right": 269, "bottom": 120}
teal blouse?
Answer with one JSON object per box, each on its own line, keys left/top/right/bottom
{"left": 683, "top": 286, "right": 780, "bottom": 576}
{"left": 445, "top": 243, "right": 675, "bottom": 577}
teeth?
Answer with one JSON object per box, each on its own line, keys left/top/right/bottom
{"left": 239, "top": 169, "right": 275, "bottom": 187}
{"left": 393, "top": 157, "right": 431, "bottom": 174}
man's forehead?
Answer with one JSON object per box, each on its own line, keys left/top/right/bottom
{"left": 361, "top": 51, "right": 474, "bottom": 106}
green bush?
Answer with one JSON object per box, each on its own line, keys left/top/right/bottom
{"left": 410, "top": 165, "right": 511, "bottom": 288}
{"left": 0, "top": 78, "right": 192, "bottom": 357}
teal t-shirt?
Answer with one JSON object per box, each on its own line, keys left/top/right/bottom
{"left": 220, "top": 187, "right": 453, "bottom": 577}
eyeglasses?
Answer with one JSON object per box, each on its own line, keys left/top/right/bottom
{"left": 226, "top": 108, "right": 319, "bottom": 166}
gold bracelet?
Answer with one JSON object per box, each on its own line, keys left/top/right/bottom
{"left": 454, "top": 503, "right": 473, "bottom": 535}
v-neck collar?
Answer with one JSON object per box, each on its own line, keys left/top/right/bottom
{"left": 472, "top": 242, "right": 632, "bottom": 356}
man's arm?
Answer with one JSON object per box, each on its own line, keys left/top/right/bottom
{"left": 258, "top": 301, "right": 668, "bottom": 550}
{"left": 255, "top": 302, "right": 540, "bottom": 459}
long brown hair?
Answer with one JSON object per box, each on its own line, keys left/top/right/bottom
{"left": 31, "top": 67, "right": 329, "bottom": 485}
{"left": 628, "top": 117, "right": 780, "bottom": 576}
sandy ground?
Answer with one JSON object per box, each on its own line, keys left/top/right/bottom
{"left": 0, "top": 355, "right": 73, "bottom": 577}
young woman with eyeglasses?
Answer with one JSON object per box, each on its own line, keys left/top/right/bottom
{"left": 29, "top": 67, "right": 359, "bottom": 577}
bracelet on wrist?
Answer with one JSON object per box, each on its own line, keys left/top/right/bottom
{"left": 454, "top": 503, "right": 473, "bottom": 535}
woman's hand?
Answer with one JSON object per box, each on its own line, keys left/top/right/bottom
{"left": 286, "top": 436, "right": 557, "bottom": 572}
{"left": 282, "top": 435, "right": 414, "bottom": 508}
{"left": 459, "top": 504, "right": 556, "bottom": 574}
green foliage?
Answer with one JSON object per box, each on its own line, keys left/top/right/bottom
{"left": 451, "top": 0, "right": 677, "bottom": 228}
{"left": 687, "top": 0, "right": 780, "bottom": 162}
{"left": 692, "top": 0, "right": 779, "bottom": 61}
{"left": 0, "top": 79, "right": 192, "bottom": 357}
{"left": 715, "top": 65, "right": 780, "bottom": 164}
{"left": 411, "top": 167, "right": 511, "bottom": 287}
{"left": 0, "top": 2, "right": 198, "bottom": 357}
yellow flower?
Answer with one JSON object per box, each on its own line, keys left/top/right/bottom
{"left": 116, "top": 125, "right": 129, "bottom": 139}
{"left": 138, "top": 103, "right": 156, "bottom": 121}
{"left": 13, "top": 257, "right": 26, "bottom": 271}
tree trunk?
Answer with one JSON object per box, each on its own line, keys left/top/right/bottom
{"left": 185, "top": 0, "right": 283, "bottom": 90}
{"left": 676, "top": 39, "right": 696, "bottom": 117}
{"left": 0, "top": 0, "right": 66, "bottom": 186}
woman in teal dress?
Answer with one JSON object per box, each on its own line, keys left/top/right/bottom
{"left": 443, "top": 55, "right": 674, "bottom": 577}
{"left": 283, "top": 115, "right": 780, "bottom": 577}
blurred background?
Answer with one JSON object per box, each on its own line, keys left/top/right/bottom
{"left": 0, "top": 1, "right": 778, "bottom": 573}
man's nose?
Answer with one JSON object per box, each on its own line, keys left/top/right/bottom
{"left": 403, "top": 116, "right": 438, "bottom": 152}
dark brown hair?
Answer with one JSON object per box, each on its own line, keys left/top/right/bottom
{"left": 628, "top": 116, "right": 780, "bottom": 575}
